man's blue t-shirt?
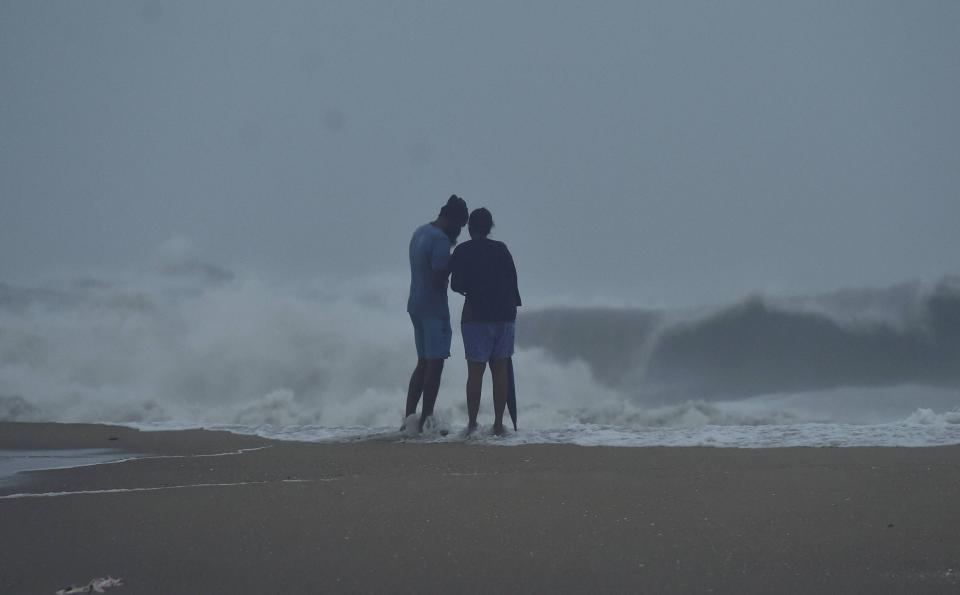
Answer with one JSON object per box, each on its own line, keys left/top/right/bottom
{"left": 407, "top": 223, "right": 452, "bottom": 317}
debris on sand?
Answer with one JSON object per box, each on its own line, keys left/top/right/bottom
{"left": 56, "top": 576, "right": 123, "bottom": 594}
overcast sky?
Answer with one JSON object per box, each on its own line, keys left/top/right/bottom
{"left": 2, "top": 1, "right": 957, "bottom": 305}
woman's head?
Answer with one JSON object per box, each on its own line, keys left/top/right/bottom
{"left": 468, "top": 207, "right": 494, "bottom": 238}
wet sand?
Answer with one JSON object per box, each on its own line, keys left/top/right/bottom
{"left": 1, "top": 422, "right": 959, "bottom": 594}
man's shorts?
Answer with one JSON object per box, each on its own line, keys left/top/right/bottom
{"left": 461, "top": 321, "right": 515, "bottom": 362}
{"left": 409, "top": 313, "right": 452, "bottom": 359}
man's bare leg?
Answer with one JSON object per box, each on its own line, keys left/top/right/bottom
{"left": 466, "top": 361, "right": 486, "bottom": 433}
{"left": 489, "top": 358, "right": 509, "bottom": 436}
{"left": 403, "top": 359, "right": 427, "bottom": 428}
{"left": 418, "top": 358, "right": 445, "bottom": 432}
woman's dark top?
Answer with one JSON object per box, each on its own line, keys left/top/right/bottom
{"left": 449, "top": 238, "right": 522, "bottom": 323}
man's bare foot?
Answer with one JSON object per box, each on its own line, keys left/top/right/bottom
{"left": 492, "top": 423, "right": 506, "bottom": 437}
{"left": 418, "top": 414, "right": 432, "bottom": 433}
{"left": 400, "top": 414, "right": 419, "bottom": 433}
{"left": 466, "top": 422, "right": 479, "bottom": 435}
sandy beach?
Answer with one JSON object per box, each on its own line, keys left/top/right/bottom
{"left": 1, "top": 422, "right": 959, "bottom": 594}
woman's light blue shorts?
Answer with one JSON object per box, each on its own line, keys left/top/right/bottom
{"left": 461, "top": 321, "right": 515, "bottom": 362}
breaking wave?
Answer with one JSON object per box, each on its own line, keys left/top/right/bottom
{"left": 520, "top": 278, "right": 960, "bottom": 401}
{"left": 1, "top": 249, "right": 958, "bottom": 446}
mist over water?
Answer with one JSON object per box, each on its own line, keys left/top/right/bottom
{"left": 1, "top": 247, "right": 959, "bottom": 447}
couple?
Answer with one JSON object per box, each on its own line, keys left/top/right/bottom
{"left": 405, "top": 195, "right": 522, "bottom": 436}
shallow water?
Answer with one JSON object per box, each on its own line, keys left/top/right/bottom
{"left": 0, "top": 449, "right": 134, "bottom": 483}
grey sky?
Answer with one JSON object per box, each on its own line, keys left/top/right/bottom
{"left": 2, "top": 1, "right": 958, "bottom": 305}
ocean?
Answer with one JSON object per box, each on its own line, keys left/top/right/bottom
{"left": 2, "top": 264, "right": 958, "bottom": 448}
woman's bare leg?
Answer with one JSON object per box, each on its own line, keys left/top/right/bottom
{"left": 489, "top": 358, "right": 509, "bottom": 435}
{"left": 466, "top": 361, "right": 486, "bottom": 432}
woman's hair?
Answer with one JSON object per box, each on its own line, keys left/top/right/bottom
{"left": 468, "top": 207, "right": 494, "bottom": 237}
{"left": 439, "top": 195, "right": 469, "bottom": 227}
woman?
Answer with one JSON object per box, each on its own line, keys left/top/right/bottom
{"left": 449, "top": 208, "right": 521, "bottom": 435}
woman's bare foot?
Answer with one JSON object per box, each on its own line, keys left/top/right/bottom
{"left": 492, "top": 423, "right": 506, "bottom": 436}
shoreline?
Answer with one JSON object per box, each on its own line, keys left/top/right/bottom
{"left": 2, "top": 422, "right": 960, "bottom": 593}
{"left": 7, "top": 416, "right": 960, "bottom": 450}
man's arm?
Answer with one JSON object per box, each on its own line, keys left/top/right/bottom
{"left": 433, "top": 268, "right": 450, "bottom": 292}
{"left": 430, "top": 233, "right": 452, "bottom": 292}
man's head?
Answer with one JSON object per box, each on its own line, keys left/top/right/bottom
{"left": 438, "top": 195, "right": 469, "bottom": 243}
{"left": 468, "top": 207, "right": 494, "bottom": 239}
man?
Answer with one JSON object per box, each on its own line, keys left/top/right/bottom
{"left": 449, "top": 208, "right": 521, "bottom": 436}
{"left": 405, "top": 195, "right": 469, "bottom": 432}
